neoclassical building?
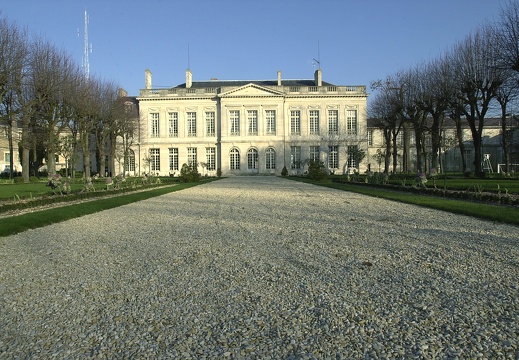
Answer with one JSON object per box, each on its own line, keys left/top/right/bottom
{"left": 136, "top": 68, "right": 368, "bottom": 176}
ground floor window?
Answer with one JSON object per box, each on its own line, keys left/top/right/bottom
{"left": 230, "top": 148, "right": 240, "bottom": 170}
{"left": 206, "top": 147, "right": 215, "bottom": 170}
{"left": 348, "top": 145, "right": 358, "bottom": 168}
{"left": 187, "top": 147, "right": 197, "bottom": 166}
{"left": 328, "top": 145, "right": 338, "bottom": 169}
{"left": 247, "top": 148, "right": 259, "bottom": 169}
{"left": 265, "top": 147, "right": 276, "bottom": 170}
{"left": 169, "top": 148, "right": 179, "bottom": 171}
{"left": 150, "top": 148, "right": 160, "bottom": 171}
{"left": 309, "top": 146, "right": 320, "bottom": 163}
{"left": 124, "top": 150, "right": 135, "bottom": 172}
{"left": 291, "top": 146, "right": 301, "bottom": 169}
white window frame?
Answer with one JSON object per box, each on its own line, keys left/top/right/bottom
{"left": 230, "top": 148, "right": 240, "bottom": 170}
{"left": 230, "top": 110, "right": 240, "bottom": 136}
{"left": 290, "top": 146, "right": 301, "bottom": 169}
{"left": 347, "top": 110, "right": 357, "bottom": 135}
{"left": 169, "top": 148, "right": 179, "bottom": 171}
{"left": 310, "top": 110, "right": 320, "bottom": 135}
{"left": 328, "top": 145, "right": 338, "bottom": 169}
{"left": 187, "top": 112, "right": 197, "bottom": 137}
{"left": 265, "top": 110, "right": 276, "bottom": 135}
{"left": 328, "top": 110, "right": 338, "bottom": 135}
{"left": 247, "top": 110, "right": 258, "bottom": 136}
{"left": 168, "top": 112, "right": 178, "bottom": 137}
{"left": 150, "top": 148, "right": 160, "bottom": 171}
{"left": 247, "top": 148, "right": 259, "bottom": 169}
{"left": 265, "top": 147, "right": 276, "bottom": 170}
{"left": 206, "top": 147, "right": 215, "bottom": 170}
{"left": 187, "top": 147, "right": 197, "bottom": 166}
{"left": 205, "top": 112, "right": 215, "bottom": 137}
{"left": 150, "top": 113, "right": 160, "bottom": 138}
{"left": 290, "top": 110, "right": 301, "bottom": 135}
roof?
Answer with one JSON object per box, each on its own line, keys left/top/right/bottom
{"left": 173, "top": 79, "right": 336, "bottom": 89}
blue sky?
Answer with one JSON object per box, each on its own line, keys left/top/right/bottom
{"left": 1, "top": 0, "right": 506, "bottom": 97}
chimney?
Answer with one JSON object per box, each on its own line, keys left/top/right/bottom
{"left": 277, "top": 70, "right": 282, "bottom": 86}
{"left": 145, "top": 69, "right": 152, "bottom": 90}
{"left": 118, "top": 88, "right": 128, "bottom": 98}
{"left": 314, "top": 68, "right": 322, "bottom": 86}
{"left": 186, "top": 69, "right": 192, "bottom": 89}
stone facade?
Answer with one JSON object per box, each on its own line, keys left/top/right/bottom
{"left": 136, "top": 69, "right": 368, "bottom": 176}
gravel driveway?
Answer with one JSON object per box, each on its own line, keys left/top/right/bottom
{"left": 1, "top": 176, "right": 518, "bottom": 359}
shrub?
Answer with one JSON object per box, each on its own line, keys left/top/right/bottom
{"left": 179, "top": 163, "right": 201, "bottom": 183}
{"left": 281, "top": 166, "right": 288, "bottom": 176}
{"left": 306, "top": 160, "right": 328, "bottom": 181}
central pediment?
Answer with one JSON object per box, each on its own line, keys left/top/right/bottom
{"left": 219, "top": 83, "right": 284, "bottom": 98}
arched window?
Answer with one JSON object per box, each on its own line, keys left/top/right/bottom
{"left": 265, "top": 147, "right": 276, "bottom": 170}
{"left": 230, "top": 148, "right": 240, "bottom": 170}
{"left": 247, "top": 148, "right": 258, "bottom": 169}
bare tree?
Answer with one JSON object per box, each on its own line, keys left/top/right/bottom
{"left": 30, "top": 38, "right": 78, "bottom": 176}
{"left": 0, "top": 16, "right": 28, "bottom": 179}
{"left": 495, "top": 0, "right": 519, "bottom": 74}
{"left": 369, "top": 80, "right": 399, "bottom": 173}
{"left": 421, "top": 56, "right": 456, "bottom": 172}
{"left": 451, "top": 27, "right": 506, "bottom": 175}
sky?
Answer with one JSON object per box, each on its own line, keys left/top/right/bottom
{"left": 0, "top": 0, "right": 508, "bottom": 98}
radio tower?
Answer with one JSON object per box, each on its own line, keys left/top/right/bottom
{"left": 83, "top": 9, "right": 90, "bottom": 79}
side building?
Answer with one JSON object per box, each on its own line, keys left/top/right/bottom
{"left": 136, "top": 68, "right": 368, "bottom": 176}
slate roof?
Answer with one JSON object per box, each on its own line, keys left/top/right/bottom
{"left": 173, "top": 79, "right": 336, "bottom": 89}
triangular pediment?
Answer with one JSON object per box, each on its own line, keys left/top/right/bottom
{"left": 219, "top": 83, "right": 284, "bottom": 97}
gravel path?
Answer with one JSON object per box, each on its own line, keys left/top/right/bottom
{"left": 1, "top": 176, "right": 518, "bottom": 359}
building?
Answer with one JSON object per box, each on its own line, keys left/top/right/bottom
{"left": 136, "top": 68, "right": 369, "bottom": 176}
{"left": 366, "top": 116, "right": 519, "bottom": 174}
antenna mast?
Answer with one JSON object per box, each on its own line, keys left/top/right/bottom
{"left": 83, "top": 9, "right": 90, "bottom": 79}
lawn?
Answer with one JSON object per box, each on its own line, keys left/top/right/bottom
{"left": 387, "top": 177, "right": 519, "bottom": 194}
{"left": 0, "top": 178, "right": 217, "bottom": 237}
{"left": 289, "top": 177, "right": 519, "bottom": 226}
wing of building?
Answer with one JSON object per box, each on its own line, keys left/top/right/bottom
{"left": 135, "top": 68, "right": 368, "bottom": 176}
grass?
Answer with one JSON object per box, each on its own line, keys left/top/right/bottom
{"left": 0, "top": 181, "right": 211, "bottom": 237}
{"left": 289, "top": 177, "right": 519, "bottom": 226}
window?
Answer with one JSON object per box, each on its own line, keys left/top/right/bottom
{"left": 205, "top": 112, "right": 215, "bottom": 137}
{"left": 247, "top": 110, "right": 258, "bottom": 136}
{"left": 125, "top": 150, "right": 135, "bottom": 172}
{"left": 309, "top": 146, "right": 320, "bottom": 163}
{"left": 397, "top": 132, "right": 404, "bottom": 146}
{"left": 150, "top": 148, "right": 160, "bottom": 171}
{"left": 328, "top": 145, "right": 338, "bottom": 169}
{"left": 309, "top": 110, "right": 320, "bottom": 135}
{"left": 187, "top": 147, "right": 197, "bottom": 166}
{"left": 347, "top": 110, "right": 357, "bottom": 135}
{"left": 169, "top": 148, "right": 179, "bottom": 171}
{"left": 206, "top": 147, "right": 215, "bottom": 170}
{"left": 187, "top": 112, "right": 197, "bottom": 137}
{"left": 230, "top": 148, "right": 240, "bottom": 170}
{"left": 266, "top": 110, "right": 276, "bottom": 135}
{"left": 265, "top": 147, "right": 276, "bottom": 170}
{"left": 150, "top": 113, "right": 159, "bottom": 138}
{"left": 348, "top": 145, "right": 358, "bottom": 168}
{"left": 168, "top": 112, "right": 178, "bottom": 137}
{"left": 367, "top": 130, "right": 373, "bottom": 146}
{"left": 290, "top": 146, "right": 301, "bottom": 169}
{"left": 290, "top": 110, "right": 301, "bottom": 135}
{"left": 328, "top": 110, "right": 338, "bottom": 135}
{"left": 247, "top": 148, "right": 258, "bottom": 169}
{"left": 4, "top": 153, "right": 11, "bottom": 162}
{"left": 230, "top": 110, "right": 240, "bottom": 135}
